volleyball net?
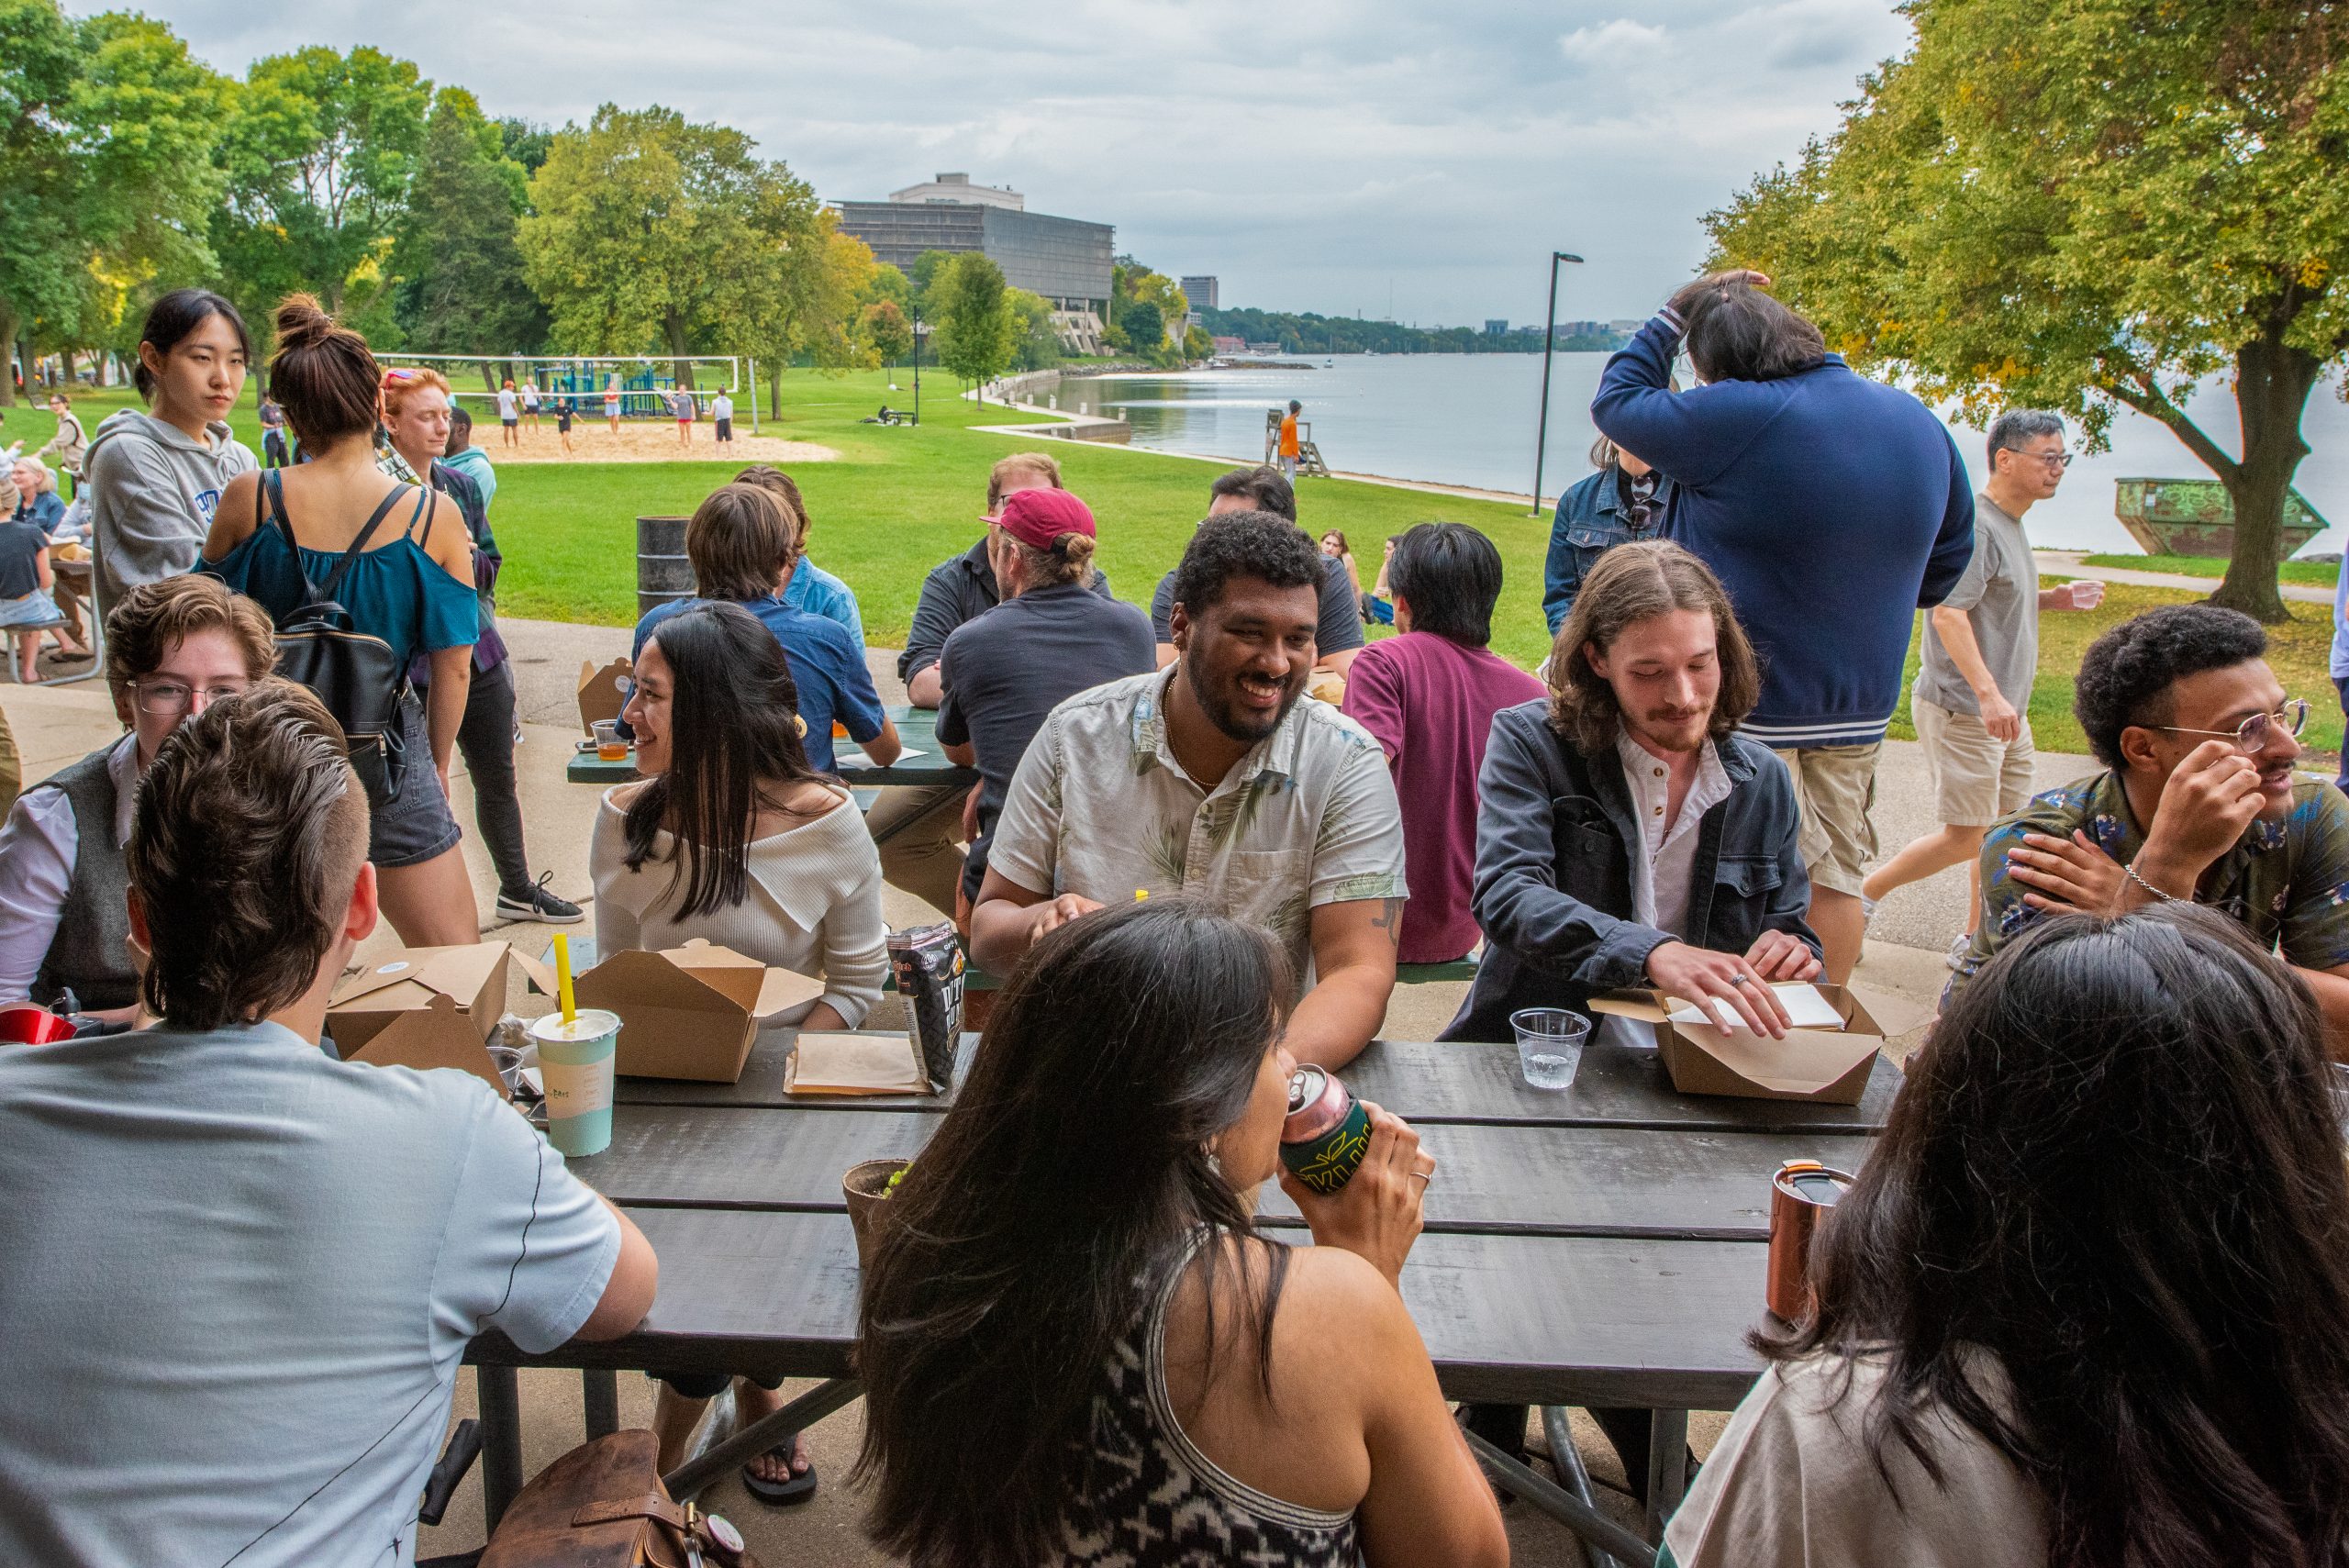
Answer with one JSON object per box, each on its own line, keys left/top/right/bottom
{"left": 372, "top": 353, "right": 750, "bottom": 420}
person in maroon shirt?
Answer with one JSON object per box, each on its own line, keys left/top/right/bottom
{"left": 1341, "top": 522, "right": 1542, "bottom": 962}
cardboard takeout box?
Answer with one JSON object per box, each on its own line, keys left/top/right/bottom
{"left": 577, "top": 657, "right": 632, "bottom": 736}
{"left": 518, "top": 938, "right": 825, "bottom": 1083}
{"left": 1588, "top": 982, "right": 1884, "bottom": 1105}
{"left": 328, "top": 943, "right": 513, "bottom": 1098}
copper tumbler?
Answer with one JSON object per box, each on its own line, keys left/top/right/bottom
{"left": 1766, "top": 1160, "right": 1855, "bottom": 1322}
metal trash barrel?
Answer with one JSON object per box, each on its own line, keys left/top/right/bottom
{"left": 637, "top": 515, "right": 695, "bottom": 618}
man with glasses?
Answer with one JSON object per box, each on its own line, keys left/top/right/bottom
{"left": 1865, "top": 410, "right": 2104, "bottom": 962}
{"left": 1952, "top": 605, "right": 2349, "bottom": 1048}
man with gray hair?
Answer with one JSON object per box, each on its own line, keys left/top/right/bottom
{"left": 1862, "top": 410, "right": 2104, "bottom": 956}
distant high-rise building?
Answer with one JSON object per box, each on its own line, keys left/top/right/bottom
{"left": 831, "top": 174, "right": 1113, "bottom": 316}
{"left": 1180, "top": 275, "right": 1219, "bottom": 311}
{"left": 1484, "top": 318, "right": 1509, "bottom": 336}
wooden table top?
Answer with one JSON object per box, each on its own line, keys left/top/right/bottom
{"left": 476, "top": 1029, "right": 1901, "bottom": 1412}
{"left": 565, "top": 703, "right": 976, "bottom": 790}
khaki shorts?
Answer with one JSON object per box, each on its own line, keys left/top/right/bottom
{"left": 1771, "top": 742, "right": 1882, "bottom": 898}
{"left": 1914, "top": 696, "right": 2036, "bottom": 828}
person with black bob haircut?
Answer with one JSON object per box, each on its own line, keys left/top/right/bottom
{"left": 1957, "top": 604, "right": 2349, "bottom": 1052}
{"left": 1153, "top": 464, "right": 1364, "bottom": 674}
{"left": 84, "top": 288, "right": 259, "bottom": 618}
{"left": 857, "top": 896, "right": 1505, "bottom": 1568}
{"left": 972, "top": 509, "right": 1408, "bottom": 1071}
{"left": 1667, "top": 904, "right": 2349, "bottom": 1566}
{"left": 1341, "top": 521, "right": 1542, "bottom": 962}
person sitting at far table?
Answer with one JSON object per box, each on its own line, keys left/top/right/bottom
{"left": 1953, "top": 604, "right": 2349, "bottom": 1053}
{"left": 1666, "top": 905, "right": 2349, "bottom": 1566}
{"left": 936, "top": 486, "right": 1155, "bottom": 920}
{"left": 629, "top": 483, "right": 897, "bottom": 775}
{"left": 1341, "top": 520, "right": 1542, "bottom": 963}
{"left": 971, "top": 509, "right": 1408, "bottom": 1070}
{"left": 0, "top": 681, "right": 657, "bottom": 1567}
{"left": 1150, "top": 465, "right": 1365, "bottom": 676}
{"left": 857, "top": 898, "right": 1508, "bottom": 1568}
{"left": 595, "top": 601, "right": 886, "bottom": 1504}
{"left": 0, "top": 577, "right": 273, "bottom": 1026}
{"left": 1442, "top": 539, "right": 1820, "bottom": 1494}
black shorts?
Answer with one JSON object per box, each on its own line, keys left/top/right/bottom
{"left": 500, "top": 417, "right": 518, "bottom": 428}
{"left": 715, "top": 417, "right": 732, "bottom": 440}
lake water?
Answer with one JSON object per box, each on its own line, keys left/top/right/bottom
{"left": 1052, "top": 353, "right": 2349, "bottom": 558}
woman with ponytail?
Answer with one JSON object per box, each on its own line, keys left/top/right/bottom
{"left": 934, "top": 486, "right": 1155, "bottom": 918}
{"left": 202, "top": 295, "right": 482, "bottom": 947}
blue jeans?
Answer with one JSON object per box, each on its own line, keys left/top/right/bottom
{"left": 2335, "top": 677, "right": 2349, "bottom": 794}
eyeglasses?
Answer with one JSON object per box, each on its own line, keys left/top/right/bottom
{"left": 2152, "top": 699, "right": 2309, "bottom": 752}
{"left": 2000, "top": 446, "right": 2074, "bottom": 468}
{"left": 133, "top": 679, "right": 250, "bottom": 716}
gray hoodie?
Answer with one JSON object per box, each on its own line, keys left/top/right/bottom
{"left": 84, "top": 409, "right": 257, "bottom": 619}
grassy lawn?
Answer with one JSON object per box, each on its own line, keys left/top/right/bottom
{"left": 2082, "top": 551, "right": 2340, "bottom": 587}
{"left": 1888, "top": 579, "right": 2343, "bottom": 760}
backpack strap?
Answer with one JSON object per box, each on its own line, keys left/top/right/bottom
{"left": 314, "top": 484, "right": 414, "bottom": 606}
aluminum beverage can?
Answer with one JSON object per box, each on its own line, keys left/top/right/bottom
{"left": 1765, "top": 1160, "right": 1854, "bottom": 1322}
{"left": 1280, "top": 1065, "right": 1372, "bottom": 1195}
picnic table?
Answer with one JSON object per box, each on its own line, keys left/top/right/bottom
{"left": 564, "top": 704, "right": 977, "bottom": 792}
{"left": 467, "top": 1029, "right": 1901, "bottom": 1559}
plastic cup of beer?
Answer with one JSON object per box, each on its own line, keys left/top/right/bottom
{"left": 591, "top": 719, "right": 628, "bottom": 762}
{"left": 1509, "top": 1008, "right": 1590, "bottom": 1092}
{"left": 531, "top": 1009, "right": 619, "bottom": 1158}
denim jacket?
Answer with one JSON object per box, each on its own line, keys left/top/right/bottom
{"left": 1542, "top": 466, "right": 1675, "bottom": 633}
{"left": 1441, "top": 700, "right": 1819, "bottom": 1042}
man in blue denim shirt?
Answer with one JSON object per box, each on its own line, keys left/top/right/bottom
{"left": 1542, "top": 435, "right": 1675, "bottom": 633}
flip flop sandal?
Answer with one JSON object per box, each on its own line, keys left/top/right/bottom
{"left": 740, "top": 1431, "right": 818, "bottom": 1506}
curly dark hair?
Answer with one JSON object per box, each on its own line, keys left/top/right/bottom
{"left": 2074, "top": 605, "right": 2266, "bottom": 769}
{"left": 1166, "top": 509, "right": 1324, "bottom": 621}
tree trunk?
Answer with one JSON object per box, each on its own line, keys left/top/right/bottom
{"left": 0, "top": 306, "right": 18, "bottom": 407}
{"left": 664, "top": 312, "right": 696, "bottom": 391}
{"left": 2208, "top": 328, "right": 2321, "bottom": 625}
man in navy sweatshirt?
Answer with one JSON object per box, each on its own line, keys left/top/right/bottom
{"left": 1591, "top": 270, "right": 1974, "bottom": 984}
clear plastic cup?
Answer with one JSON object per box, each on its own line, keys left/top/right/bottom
{"left": 2330, "top": 1062, "right": 2349, "bottom": 1148}
{"left": 1510, "top": 1007, "right": 1590, "bottom": 1091}
{"left": 531, "top": 1009, "right": 619, "bottom": 1157}
{"left": 592, "top": 719, "right": 628, "bottom": 762}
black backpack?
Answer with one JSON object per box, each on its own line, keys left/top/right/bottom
{"left": 257, "top": 469, "right": 430, "bottom": 808}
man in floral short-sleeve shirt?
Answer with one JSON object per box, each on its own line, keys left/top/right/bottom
{"left": 1952, "top": 606, "right": 2349, "bottom": 1047}
{"left": 973, "top": 509, "right": 1408, "bottom": 1070}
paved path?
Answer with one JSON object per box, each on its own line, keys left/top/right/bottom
{"left": 2038, "top": 550, "right": 2334, "bottom": 606}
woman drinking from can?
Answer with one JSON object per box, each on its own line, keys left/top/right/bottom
{"left": 856, "top": 897, "right": 1506, "bottom": 1568}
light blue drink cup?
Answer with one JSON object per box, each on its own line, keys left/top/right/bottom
{"left": 531, "top": 1009, "right": 620, "bottom": 1158}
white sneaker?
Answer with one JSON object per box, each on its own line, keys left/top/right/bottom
{"left": 1946, "top": 931, "right": 1972, "bottom": 972}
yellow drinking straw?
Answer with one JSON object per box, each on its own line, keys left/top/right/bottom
{"left": 553, "top": 933, "right": 577, "bottom": 1026}
{"left": 1134, "top": 889, "right": 1150, "bottom": 901}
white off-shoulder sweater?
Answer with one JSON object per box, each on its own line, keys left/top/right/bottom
{"left": 588, "top": 784, "right": 889, "bottom": 1027}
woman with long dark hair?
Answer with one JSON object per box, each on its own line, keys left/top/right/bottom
{"left": 856, "top": 897, "right": 1507, "bottom": 1567}
{"left": 1665, "top": 903, "right": 2349, "bottom": 1567}
{"left": 203, "top": 295, "right": 480, "bottom": 947}
{"left": 594, "top": 599, "right": 886, "bottom": 1502}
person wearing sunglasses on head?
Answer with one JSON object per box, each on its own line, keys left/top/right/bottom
{"left": 0, "top": 577, "right": 273, "bottom": 1028}
{"left": 1953, "top": 604, "right": 2349, "bottom": 1051}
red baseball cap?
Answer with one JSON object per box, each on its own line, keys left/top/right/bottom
{"left": 996, "top": 486, "right": 1096, "bottom": 550}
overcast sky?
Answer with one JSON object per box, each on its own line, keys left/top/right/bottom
{"left": 151, "top": 1, "right": 1915, "bottom": 328}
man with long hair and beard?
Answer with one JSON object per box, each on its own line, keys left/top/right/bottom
{"left": 971, "top": 508, "right": 1407, "bottom": 1070}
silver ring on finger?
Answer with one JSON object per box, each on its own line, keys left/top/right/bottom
{"left": 1408, "top": 1171, "right": 1432, "bottom": 1184}
{"left": 1730, "top": 973, "right": 1753, "bottom": 987}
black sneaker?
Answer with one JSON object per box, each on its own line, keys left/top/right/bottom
{"left": 495, "top": 873, "right": 583, "bottom": 925}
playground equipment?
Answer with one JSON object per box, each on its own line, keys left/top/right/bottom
{"left": 371, "top": 354, "right": 759, "bottom": 430}
{"left": 1264, "top": 408, "right": 1331, "bottom": 476}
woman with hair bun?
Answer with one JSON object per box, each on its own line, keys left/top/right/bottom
{"left": 203, "top": 295, "right": 482, "bottom": 947}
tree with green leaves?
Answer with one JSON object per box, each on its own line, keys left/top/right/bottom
{"left": 931, "top": 252, "right": 1014, "bottom": 398}
{"left": 0, "top": 0, "right": 227, "bottom": 403}
{"left": 1119, "top": 299, "right": 1164, "bottom": 356}
{"left": 213, "top": 45, "right": 431, "bottom": 346}
{"left": 861, "top": 298, "right": 913, "bottom": 370}
{"left": 709, "top": 206, "right": 877, "bottom": 409}
{"left": 1707, "top": 0, "right": 2349, "bottom": 622}
{"left": 1006, "top": 288, "right": 1061, "bottom": 373}
{"left": 392, "top": 87, "right": 544, "bottom": 379}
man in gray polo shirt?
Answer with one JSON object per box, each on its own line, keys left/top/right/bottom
{"left": 1864, "top": 410, "right": 2103, "bottom": 960}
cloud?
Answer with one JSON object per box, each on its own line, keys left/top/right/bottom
{"left": 149, "top": 0, "right": 1917, "bottom": 325}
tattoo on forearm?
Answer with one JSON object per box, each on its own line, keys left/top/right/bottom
{"left": 1370, "top": 896, "right": 1404, "bottom": 946}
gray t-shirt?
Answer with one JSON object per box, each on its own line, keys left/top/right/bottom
{"left": 1150, "top": 553, "right": 1364, "bottom": 655}
{"left": 1916, "top": 493, "right": 2034, "bottom": 716}
{"left": 0, "top": 1020, "right": 621, "bottom": 1567}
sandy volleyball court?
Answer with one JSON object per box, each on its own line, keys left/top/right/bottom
{"left": 466, "top": 416, "right": 836, "bottom": 466}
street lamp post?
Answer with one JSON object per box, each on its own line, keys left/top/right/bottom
{"left": 911, "top": 315, "right": 932, "bottom": 426}
{"left": 1529, "top": 250, "right": 1586, "bottom": 517}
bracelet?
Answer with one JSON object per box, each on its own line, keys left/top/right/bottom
{"left": 2123, "top": 862, "right": 2183, "bottom": 904}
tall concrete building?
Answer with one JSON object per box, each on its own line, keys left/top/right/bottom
{"left": 1180, "top": 275, "right": 1219, "bottom": 311}
{"left": 833, "top": 173, "right": 1115, "bottom": 343}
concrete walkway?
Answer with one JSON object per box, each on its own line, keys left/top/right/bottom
{"left": 0, "top": 628, "right": 2056, "bottom": 1566}
{"left": 2038, "top": 550, "right": 2334, "bottom": 605}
